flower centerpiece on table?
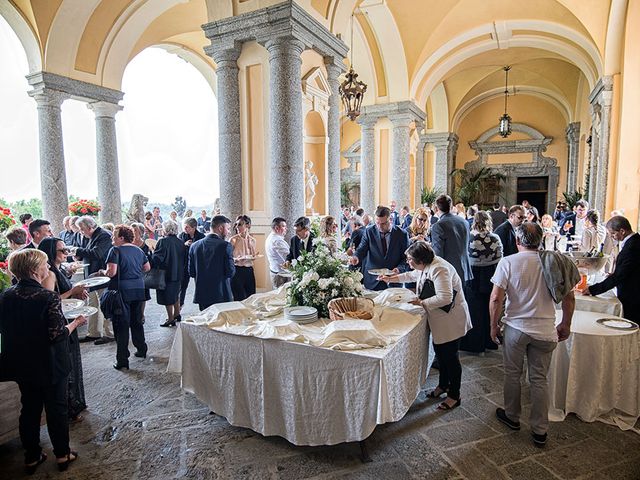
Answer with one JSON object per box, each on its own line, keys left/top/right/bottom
{"left": 286, "top": 241, "right": 364, "bottom": 318}
{"left": 0, "top": 235, "right": 11, "bottom": 292}
{"left": 0, "top": 206, "right": 16, "bottom": 232}
{"left": 68, "top": 199, "right": 101, "bottom": 217}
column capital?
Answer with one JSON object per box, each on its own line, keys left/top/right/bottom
{"left": 422, "top": 132, "right": 459, "bottom": 149}
{"left": 565, "top": 122, "right": 581, "bottom": 143}
{"left": 357, "top": 115, "right": 377, "bottom": 129}
{"left": 205, "top": 46, "right": 241, "bottom": 67}
{"left": 324, "top": 57, "right": 346, "bottom": 77}
{"left": 26, "top": 71, "right": 123, "bottom": 104}
{"left": 28, "top": 88, "right": 69, "bottom": 108}
{"left": 264, "top": 36, "right": 306, "bottom": 58}
{"left": 588, "top": 75, "right": 613, "bottom": 105}
{"left": 388, "top": 113, "right": 414, "bottom": 128}
{"left": 88, "top": 101, "right": 123, "bottom": 118}
{"left": 362, "top": 101, "right": 426, "bottom": 124}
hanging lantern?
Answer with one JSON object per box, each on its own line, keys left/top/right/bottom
{"left": 498, "top": 66, "right": 512, "bottom": 138}
{"left": 339, "top": 67, "right": 367, "bottom": 121}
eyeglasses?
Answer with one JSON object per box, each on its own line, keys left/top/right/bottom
{"left": 515, "top": 215, "right": 525, "bottom": 220}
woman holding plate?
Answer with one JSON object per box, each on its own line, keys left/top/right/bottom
{"left": 380, "top": 241, "right": 471, "bottom": 411}
{"left": 229, "top": 215, "right": 257, "bottom": 301}
{"left": 38, "top": 238, "right": 89, "bottom": 422}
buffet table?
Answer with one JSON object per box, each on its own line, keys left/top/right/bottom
{"left": 574, "top": 289, "right": 623, "bottom": 317}
{"left": 168, "top": 296, "right": 428, "bottom": 446}
{"left": 548, "top": 310, "right": 640, "bottom": 431}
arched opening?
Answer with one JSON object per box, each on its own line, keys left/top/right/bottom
{"left": 303, "top": 111, "right": 326, "bottom": 215}
{"left": 117, "top": 47, "right": 219, "bottom": 208}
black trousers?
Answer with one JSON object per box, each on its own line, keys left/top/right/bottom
{"left": 179, "top": 271, "right": 190, "bottom": 306}
{"left": 18, "top": 379, "right": 70, "bottom": 463}
{"left": 231, "top": 266, "right": 256, "bottom": 301}
{"left": 433, "top": 338, "right": 462, "bottom": 400}
{"left": 112, "top": 300, "right": 147, "bottom": 366}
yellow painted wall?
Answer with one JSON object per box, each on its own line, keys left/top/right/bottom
{"left": 245, "top": 63, "right": 266, "bottom": 212}
{"left": 456, "top": 94, "right": 569, "bottom": 207}
{"left": 251, "top": 232, "right": 268, "bottom": 290}
{"left": 340, "top": 119, "right": 360, "bottom": 169}
{"left": 612, "top": 0, "right": 640, "bottom": 228}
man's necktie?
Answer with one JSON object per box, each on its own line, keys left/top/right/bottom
{"left": 381, "top": 232, "right": 388, "bottom": 257}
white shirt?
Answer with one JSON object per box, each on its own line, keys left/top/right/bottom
{"left": 619, "top": 233, "right": 632, "bottom": 252}
{"left": 266, "top": 232, "right": 289, "bottom": 273}
{"left": 575, "top": 215, "right": 586, "bottom": 236}
{"left": 491, "top": 250, "right": 558, "bottom": 342}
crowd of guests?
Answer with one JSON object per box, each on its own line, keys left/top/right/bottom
{"left": 1, "top": 194, "right": 639, "bottom": 472}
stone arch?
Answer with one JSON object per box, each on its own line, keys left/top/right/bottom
{"left": 411, "top": 20, "right": 603, "bottom": 105}
{"left": 304, "top": 111, "right": 327, "bottom": 215}
{"left": 155, "top": 43, "right": 218, "bottom": 96}
{"left": 0, "top": 2, "right": 42, "bottom": 72}
{"left": 476, "top": 122, "right": 546, "bottom": 143}
{"left": 427, "top": 82, "right": 449, "bottom": 132}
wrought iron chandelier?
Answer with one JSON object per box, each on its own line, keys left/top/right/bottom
{"left": 339, "top": 13, "right": 367, "bottom": 121}
{"left": 498, "top": 65, "right": 512, "bottom": 138}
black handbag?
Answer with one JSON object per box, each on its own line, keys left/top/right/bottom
{"left": 419, "top": 278, "right": 457, "bottom": 313}
{"left": 144, "top": 268, "right": 166, "bottom": 290}
{"left": 99, "top": 248, "right": 125, "bottom": 319}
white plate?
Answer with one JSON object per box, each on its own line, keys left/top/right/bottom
{"left": 61, "top": 299, "right": 84, "bottom": 312}
{"left": 368, "top": 268, "right": 395, "bottom": 276}
{"left": 74, "top": 276, "right": 111, "bottom": 288}
{"left": 596, "top": 318, "right": 638, "bottom": 330}
{"left": 285, "top": 306, "right": 317, "bottom": 316}
{"left": 64, "top": 306, "right": 98, "bottom": 319}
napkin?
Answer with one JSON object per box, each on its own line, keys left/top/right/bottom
{"left": 312, "top": 319, "right": 390, "bottom": 350}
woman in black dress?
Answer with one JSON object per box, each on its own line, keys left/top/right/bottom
{"left": 132, "top": 222, "right": 152, "bottom": 322}
{"left": 0, "top": 249, "right": 86, "bottom": 473}
{"left": 39, "top": 237, "right": 89, "bottom": 422}
{"left": 152, "top": 220, "right": 185, "bottom": 327}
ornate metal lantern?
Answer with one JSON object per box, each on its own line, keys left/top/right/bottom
{"left": 339, "top": 67, "right": 367, "bottom": 121}
{"left": 498, "top": 66, "right": 512, "bottom": 138}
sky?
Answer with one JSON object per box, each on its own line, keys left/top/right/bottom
{"left": 0, "top": 16, "right": 220, "bottom": 207}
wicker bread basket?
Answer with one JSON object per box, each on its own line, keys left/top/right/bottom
{"left": 328, "top": 297, "right": 375, "bottom": 321}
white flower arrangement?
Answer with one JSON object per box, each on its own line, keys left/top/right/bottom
{"left": 287, "top": 241, "right": 363, "bottom": 318}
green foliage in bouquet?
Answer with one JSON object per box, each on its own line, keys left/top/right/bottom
{"left": 286, "top": 241, "right": 364, "bottom": 318}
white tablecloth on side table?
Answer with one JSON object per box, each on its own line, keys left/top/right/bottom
{"left": 574, "top": 289, "right": 623, "bottom": 317}
{"left": 167, "top": 312, "right": 428, "bottom": 446}
{"left": 548, "top": 310, "right": 640, "bottom": 431}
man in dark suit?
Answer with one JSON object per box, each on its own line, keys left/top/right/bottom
{"left": 287, "top": 216, "right": 315, "bottom": 262}
{"left": 389, "top": 200, "right": 400, "bottom": 227}
{"left": 494, "top": 205, "right": 526, "bottom": 257}
{"left": 24, "top": 219, "right": 53, "bottom": 249}
{"left": 178, "top": 217, "right": 205, "bottom": 307}
{"left": 400, "top": 206, "right": 413, "bottom": 230}
{"left": 189, "top": 215, "right": 235, "bottom": 311}
{"left": 196, "top": 209, "right": 211, "bottom": 234}
{"left": 559, "top": 199, "right": 589, "bottom": 237}
{"left": 350, "top": 205, "right": 409, "bottom": 290}
{"left": 489, "top": 203, "right": 508, "bottom": 229}
{"left": 430, "top": 195, "right": 473, "bottom": 282}
{"left": 74, "top": 216, "right": 114, "bottom": 344}
{"left": 583, "top": 216, "right": 640, "bottom": 322}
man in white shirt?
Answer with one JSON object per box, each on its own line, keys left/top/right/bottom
{"left": 489, "top": 223, "right": 575, "bottom": 448}
{"left": 266, "top": 217, "right": 290, "bottom": 289}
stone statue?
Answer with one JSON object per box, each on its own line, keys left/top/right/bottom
{"left": 126, "top": 194, "right": 149, "bottom": 224}
{"left": 305, "top": 160, "right": 318, "bottom": 212}
{"left": 213, "top": 197, "right": 221, "bottom": 215}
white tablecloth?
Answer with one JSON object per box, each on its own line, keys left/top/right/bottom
{"left": 548, "top": 310, "right": 640, "bottom": 430}
{"left": 167, "top": 306, "right": 429, "bottom": 446}
{"left": 574, "top": 289, "right": 623, "bottom": 317}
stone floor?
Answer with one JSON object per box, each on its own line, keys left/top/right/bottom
{"left": 1, "top": 285, "right": 639, "bottom": 480}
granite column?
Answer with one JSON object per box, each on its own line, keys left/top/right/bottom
{"left": 389, "top": 115, "right": 413, "bottom": 209}
{"left": 211, "top": 47, "right": 243, "bottom": 221}
{"left": 29, "top": 89, "right": 69, "bottom": 232}
{"left": 426, "top": 132, "right": 458, "bottom": 195}
{"left": 325, "top": 60, "right": 344, "bottom": 228}
{"left": 588, "top": 77, "right": 613, "bottom": 213}
{"left": 88, "top": 101, "right": 123, "bottom": 224}
{"left": 415, "top": 138, "right": 427, "bottom": 208}
{"left": 358, "top": 116, "right": 377, "bottom": 214}
{"left": 565, "top": 122, "right": 581, "bottom": 194}
{"left": 265, "top": 37, "right": 306, "bottom": 228}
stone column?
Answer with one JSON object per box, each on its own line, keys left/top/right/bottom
{"left": 565, "top": 122, "right": 581, "bottom": 193}
{"left": 210, "top": 47, "right": 243, "bottom": 221}
{"left": 358, "top": 116, "right": 377, "bottom": 214}
{"left": 425, "top": 132, "right": 458, "bottom": 195}
{"left": 265, "top": 37, "right": 306, "bottom": 227}
{"left": 588, "top": 77, "right": 613, "bottom": 214}
{"left": 88, "top": 101, "right": 123, "bottom": 224}
{"left": 415, "top": 138, "right": 427, "bottom": 207}
{"left": 325, "top": 59, "right": 344, "bottom": 228}
{"left": 29, "top": 89, "right": 69, "bottom": 232}
{"left": 389, "top": 114, "right": 413, "bottom": 209}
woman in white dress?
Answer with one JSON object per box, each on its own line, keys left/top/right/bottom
{"left": 319, "top": 216, "right": 339, "bottom": 254}
{"left": 380, "top": 241, "right": 471, "bottom": 410}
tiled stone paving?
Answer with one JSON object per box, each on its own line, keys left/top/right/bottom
{"left": 1, "top": 286, "right": 639, "bottom": 479}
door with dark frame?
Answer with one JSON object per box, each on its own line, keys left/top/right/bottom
{"left": 517, "top": 176, "right": 548, "bottom": 215}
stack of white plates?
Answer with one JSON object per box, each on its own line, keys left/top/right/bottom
{"left": 284, "top": 306, "right": 318, "bottom": 324}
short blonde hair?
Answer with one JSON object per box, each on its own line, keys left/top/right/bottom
{"left": 8, "top": 249, "right": 48, "bottom": 280}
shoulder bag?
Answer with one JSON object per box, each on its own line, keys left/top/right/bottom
{"left": 100, "top": 247, "right": 126, "bottom": 319}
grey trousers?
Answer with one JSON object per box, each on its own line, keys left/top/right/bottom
{"left": 87, "top": 289, "right": 113, "bottom": 338}
{"left": 502, "top": 324, "right": 557, "bottom": 435}
{"left": 270, "top": 272, "right": 289, "bottom": 290}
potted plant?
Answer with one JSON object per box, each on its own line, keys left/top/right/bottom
{"left": 68, "top": 199, "right": 101, "bottom": 217}
{"left": 420, "top": 186, "right": 441, "bottom": 206}
{"left": 450, "top": 167, "right": 506, "bottom": 206}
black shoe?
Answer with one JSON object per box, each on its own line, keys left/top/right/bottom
{"left": 495, "top": 408, "right": 521, "bottom": 430}
{"left": 25, "top": 452, "right": 47, "bottom": 475}
{"left": 134, "top": 351, "right": 146, "bottom": 358}
{"left": 56, "top": 452, "right": 78, "bottom": 472}
{"left": 79, "top": 335, "right": 101, "bottom": 343}
{"left": 160, "top": 319, "right": 176, "bottom": 327}
{"left": 532, "top": 431, "right": 547, "bottom": 448}
{"left": 113, "top": 363, "right": 129, "bottom": 370}
{"left": 94, "top": 336, "right": 115, "bottom": 345}
{"left": 175, "top": 314, "right": 182, "bottom": 322}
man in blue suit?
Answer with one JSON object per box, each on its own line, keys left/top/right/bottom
{"left": 430, "top": 194, "right": 473, "bottom": 282}
{"left": 389, "top": 200, "right": 400, "bottom": 227}
{"left": 189, "top": 215, "right": 235, "bottom": 311}
{"left": 350, "top": 206, "right": 409, "bottom": 290}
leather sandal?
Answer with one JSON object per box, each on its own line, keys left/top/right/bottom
{"left": 25, "top": 452, "right": 47, "bottom": 475}
{"left": 56, "top": 451, "right": 78, "bottom": 472}
{"left": 437, "top": 398, "right": 461, "bottom": 411}
{"left": 426, "top": 387, "right": 448, "bottom": 398}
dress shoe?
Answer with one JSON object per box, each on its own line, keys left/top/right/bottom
{"left": 134, "top": 350, "right": 147, "bottom": 358}
{"left": 94, "top": 336, "right": 115, "bottom": 345}
{"left": 113, "top": 363, "right": 129, "bottom": 370}
{"left": 56, "top": 452, "right": 78, "bottom": 472}
{"left": 496, "top": 407, "right": 521, "bottom": 430}
{"left": 532, "top": 431, "right": 548, "bottom": 448}
{"left": 160, "top": 319, "right": 176, "bottom": 327}
{"left": 25, "top": 452, "right": 47, "bottom": 475}
{"left": 79, "top": 336, "right": 100, "bottom": 343}
{"left": 175, "top": 314, "right": 182, "bottom": 322}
